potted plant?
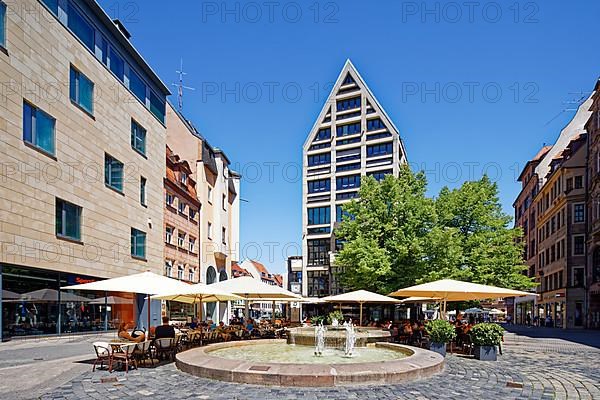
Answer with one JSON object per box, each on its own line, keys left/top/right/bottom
{"left": 469, "top": 323, "right": 504, "bottom": 361}
{"left": 310, "top": 315, "right": 325, "bottom": 326}
{"left": 327, "top": 310, "right": 344, "bottom": 326}
{"left": 424, "top": 319, "right": 456, "bottom": 357}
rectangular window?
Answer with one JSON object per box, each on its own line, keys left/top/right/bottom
{"left": 23, "top": 101, "right": 56, "bottom": 156}
{"left": 307, "top": 239, "right": 330, "bottom": 266}
{"left": 573, "top": 235, "right": 585, "bottom": 256}
{"left": 573, "top": 203, "right": 585, "bottom": 223}
{"left": 314, "top": 128, "right": 331, "bottom": 142}
{"left": 367, "top": 118, "right": 386, "bottom": 131}
{"left": 574, "top": 175, "right": 583, "bottom": 189}
{"left": 307, "top": 207, "right": 330, "bottom": 225}
{"left": 150, "top": 91, "right": 166, "bottom": 124}
{"left": 130, "top": 119, "right": 146, "bottom": 155}
{"left": 189, "top": 237, "right": 196, "bottom": 253}
{"left": 67, "top": 2, "right": 94, "bottom": 50}
{"left": 336, "top": 122, "right": 361, "bottom": 137}
{"left": 178, "top": 232, "right": 185, "bottom": 248}
{"left": 189, "top": 208, "right": 197, "bottom": 221}
{"left": 104, "top": 154, "right": 123, "bottom": 192}
{"left": 0, "top": 1, "right": 6, "bottom": 48}
{"left": 368, "top": 170, "right": 393, "bottom": 182}
{"left": 178, "top": 201, "right": 186, "bottom": 214}
{"left": 336, "top": 96, "right": 361, "bottom": 112}
{"left": 70, "top": 66, "right": 94, "bottom": 115}
{"left": 308, "top": 153, "right": 331, "bottom": 166}
{"left": 140, "top": 176, "right": 146, "bottom": 206}
{"left": 131, "top": 228, "right": 146, "bottom": 259}
{"left": 367, "top": 143, "right": 393, "bottom": 157}
{"left": 308, "top": 179, "right": 330, "bottom": 193}
{"left": 109, "top": 47, "right": 124, "bottom": 81}
{"left": 188, "top": 269, "right": 195, "bottom": 282}
{"left": 336, "top": 205, "right": 354, "bottom": 222}
{"left": 129, "top": 69, "right": 147, "bottom": 103}
{"left": 165, "top": 226, "right": 173, "bottom": 244}
{"left": 336, "top": 175, "right": 361, "bottom": 190}
{"left": 207, "top": 222, "right": 212, "bottom": 239}
{"left": 208, "top": 186, "right": 213, "bottom": 203}
{"left": 222, "top": 194, "right": 227, "bottom": 211}
{"left": 336, "top": 162, "right": 361, "bottom": 172}
{"left": 566, "top": 178, "right": 573, "bottom": 191}
{"left": 573, "top": 267, "right": 585, "bottom": 287}
{"left": 55, "top": 198, "right": 81, "bottom": 241}
{"left": 222, "top": 227, "right": 227, "bottom": 244}
{"left": 166, "top": 192, "right": 174, "bottom": 207}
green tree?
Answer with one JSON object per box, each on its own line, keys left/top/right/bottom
{"left": 334, "top": 169, "right": 534, "bottom": 294}
{"left": 334, "top": 165, "right": 435, "bottom": 293}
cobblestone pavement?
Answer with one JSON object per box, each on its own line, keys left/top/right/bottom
{"left": 33, "top": 328, "right": 600, "bottom": 400}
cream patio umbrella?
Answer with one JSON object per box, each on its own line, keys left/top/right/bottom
{"left": 208, "top": 276, "right": 302, "bottom": 321}
{"left": 62, "top": 271, "right": 192, "bottom": 329}
{"left": 399, "top": 296, "right": 440, "bottom": 303}
{"left": 321, "top": 289, "right": 401, "bottom": 326}
{"left": 389, "top": 279, "right": 534, "bottom": 319}
{"left": 151, "top": 284, "right": 242, "bottom": 322}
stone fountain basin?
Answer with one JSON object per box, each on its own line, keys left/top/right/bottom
{"left": 287, "top": 326, "right": 392, "bottom": 347}
{"left": 176, "top": 339, "right": 444, "bottom": 387}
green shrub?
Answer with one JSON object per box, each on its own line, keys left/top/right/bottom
{"left": 311, "top": 315, "right": 325, "bottom": 325}
{"left": 469, "top": 323, "right": 504, "bottom": 346}
{"left": 327, "top": 310, "right": 344, "bottom": 324}
{"left": 425, "top": 319, "right": 456, "bottom": 344}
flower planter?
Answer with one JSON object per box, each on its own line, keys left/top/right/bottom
{"left": 429, "top": 342, "right": 447, "bottom": 357}
{"left": 474, "top": 345, "right": 497, "bottom": 361}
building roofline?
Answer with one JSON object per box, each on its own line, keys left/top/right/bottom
{"left": 82, "top": 0, "right": 170, "bottom": 95}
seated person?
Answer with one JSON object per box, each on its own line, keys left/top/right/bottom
{"left": 189, "top": 317, "right": 199, "bottom": 330}
{"left": 154, "top": 316, "right": 176, "bottom": 339}
{"left": 216, "top": 321, "right": 231, "bottom": 341}
{"left": 118, "top": 322, "right": 145, "bottom": 343}
{"left": 245, "top": 319, "right": 255, "bottom": 333}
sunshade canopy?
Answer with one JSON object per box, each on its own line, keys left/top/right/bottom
{"left": 2, "top": 289, "right": 20, "bottom": 300}
{"left": 21, "top": 288, "right": 91, "bottom": 302}
{"left": 151, "top": 284, "right": 242, "bottom": 303}
{"left": 389, "top": 279, "right": 534, "bottom": 302}
{"left": 399, "top": 296, "right": 441, "bottom": 303}
{"left": 89, "top": 296, "right": 133, "bottom": 305}
{"left": 321, "top": 290, "right": 401, "bottom": 304}
{"left": 487, "top": 308, "right": 506, "bottom": 315}
{"left": 61, "top": 271, "right": 191, "bottom": 295}
{"left": 208, "top": 276, "right": 302, "bottom": 300}
{"left": 463, "top": 307, "right": 484, "bottom": 314}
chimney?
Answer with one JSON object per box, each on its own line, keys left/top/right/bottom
{"left": 112, "top": 19, "right": 132, "bottom": 40}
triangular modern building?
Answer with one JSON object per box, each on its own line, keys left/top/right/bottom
{"left": 299, "top": 60, "right": 408, "bottom": 298}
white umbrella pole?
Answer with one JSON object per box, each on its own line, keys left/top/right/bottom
{"left": 359, "top": 302, "right": 363, "bottom": 327}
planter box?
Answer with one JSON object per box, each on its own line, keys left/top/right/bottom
{"left": 474, "top": 345, "right": 497, "bottom": 361}
{"left": 429, "top": 342, "right": 446, "bottom": 357}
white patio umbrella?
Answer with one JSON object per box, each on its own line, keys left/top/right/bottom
{"left": 151, "top": 284, "right": 242, "bottom": 322}
{"left": 463, "top": 307, "right": 484, "bottom": 314}
{"left": 2, "top": 289, "right": 20, "bottom": 300}
{"left": 389, "top": 279, "right": 534, "bottom": 319}
{"left": 89, "top": 296, "right": 133, "bottom": 305}
{"left": 487, "top": 308, "right": 506, "bottom": 315}
{"left": 399, "top": 296, "right": 441, "bottom": 303}
{"left": 21, "top": 288, "right": 91, "bottom": 303}
{"left": 321, "top": 289, "right": 401, "bottom": 326}
{"left": 208, "top": 276, "right": 302, "bottom": 322}
{"left": 62, "top": 271, "right": 192, "bottom": 328}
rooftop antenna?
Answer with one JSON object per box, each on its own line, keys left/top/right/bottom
{"left": 544, "top": 91, "right": 590, "bottom": 127}
{"left": 172, "top": 58, "right": 195, "bottom": 112}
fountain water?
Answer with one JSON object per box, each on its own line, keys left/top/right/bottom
{"left": 343, "top": 320, "right": 356, "bottom": 357}
{"left": 314, "top": 323, "right": 326, "bottom": 356}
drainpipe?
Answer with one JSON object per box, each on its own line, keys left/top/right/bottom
{"left": 585, "top": 131, "right": 590, "bottom": 329}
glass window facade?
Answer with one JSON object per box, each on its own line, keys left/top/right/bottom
{"left": 336, "top": 122, "right": 361, "bottom": 137}
{"left": 140, "top": 176, "right": 146, "bottom": 206}
{"left": 367, "top": 142, "right": 393, "bottom": 157}
{"left": 336, "top": 137, "right": 361, "bottom": 146}
{"left": 314, "top": 128, "right": 331, "bottom": 142}
{"left": 307, "top": 239, "right": 330, "bottom": 266}
{"left": 23, "top": 101, "right": 56, "bottom": 156}
{"left": 336, "top": 205, "right": 354, "bottom": 222}
{"left": 67, "top": 2, "right": 95, "bottom": 51}
{"left": 308, "top": 153, "right": 330, "bottom": 166}
{"left": 574, "top": 204, "right": 585, "bottom": 223}
{"left": 336, "top": 175, "right": 361, "bottom": 190}
{"left": 336, "top": 191, "right": 358, "bottom": 200}
{"left": 131, "top": 228, "right": 146, "bottom": 259}
{"left": 129, "top": 69, "right": 147, "bottom": 103}
{"left": 367, "top": 118, "right": 386, "bottom": 131}
{"left": 55, "top": 198, "right": 81, "bottom": 241}
{"left": 336, "top": 96, "right": 361, "bottom": 111}
{"left": 42, "top": 0, "right": 59, "bottom": 14}
{"left": 1, "top": 265, "right": 134, "bottom": 338}
{"left": 368, "top": 169, "right": 393, "bottom": 182}
{"left": 307, "top": 207, "right": 330, "bottom": 225}
{"left": 131, "top": 119, "right": 146, "bottom": 155}
{"left": 307, "top": 270, "right": 329, "bottom": 298}
{"left": 336, "top": 162, "right": 361, "bottom": 172}
{"left": 104, "top": 154, "right": 123, "bottom": 192}
{"left": 308, "top": 179, "right": 330, "bottom": 193}
{"left": 0, "top": 1, "right": 6, "bottom": 48}
{"left": 70, "top": 66, "right": 94, "bottom": 115}
{"left": 109, "top": 47, "right": 125, "bottom": 81}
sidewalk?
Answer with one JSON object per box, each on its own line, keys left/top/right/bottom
{"left": 503, "top": 324, "right": 600, "bottom": 349}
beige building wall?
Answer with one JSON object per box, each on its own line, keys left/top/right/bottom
{"left": 0, "top": 0, "right": 167, "bottom": 278}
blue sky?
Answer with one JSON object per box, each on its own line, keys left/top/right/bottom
{"left": 99, "top": 0, "right": 600, "bottom": 275}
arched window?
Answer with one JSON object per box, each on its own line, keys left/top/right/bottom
{"left": 177, "top": 265, "right": 184, "bottom": 280}
{"left": 164, "top": 260, "right": 172, "bottom": 277}
{"left": 188, "top": 268, "right": 195, "bottom": 282}
{"left": 594, "top": 247, "right": 600, "bottom": 283}
{"left": 219, "top": 269, "right": 228, "bottom": 282}
{"left": 206, "top": 266, "right": 217, "bottom": 284}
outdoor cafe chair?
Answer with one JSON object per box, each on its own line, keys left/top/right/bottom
{"left": 110, "top": 343, "right": 138, "bottom": 373}
{"left": 155, "top": 337, "right": 176, "bottom": 361}
{"left": 92, "top": 342, "right": 112, "bottom": 372}
{"left": 132, "top": 340, "right": 154, "bottom": 367}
